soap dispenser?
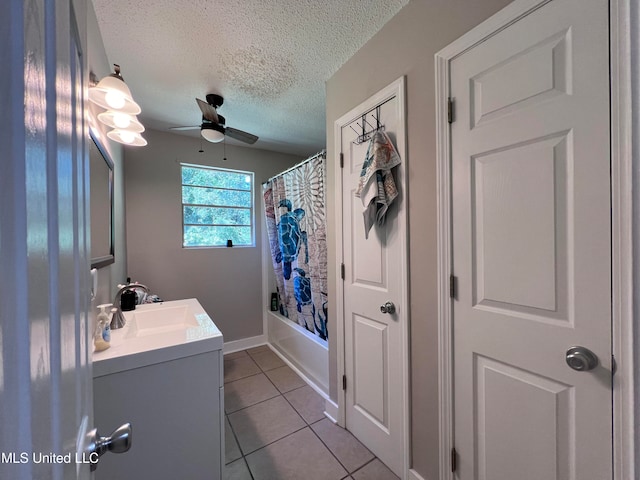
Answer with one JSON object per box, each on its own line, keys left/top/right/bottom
{"left": 94, "top": 304, "right": 112, "bottom": 352}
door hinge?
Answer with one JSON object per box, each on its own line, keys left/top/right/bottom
{"left": 612, "top": 354, "right": 617, "bottom": 376}
{"left": 447, "top": 97, "right": 455, "bottom": 124}
{"left": 342, "top": 375, "right": 347, "bottom": 390}
{"left": 341, "top": 263, "right": 345, "bottom": 280}
{"left": 451, "top": 447, "right": 458, "bottom": 472}
{"left": 449, "top": 275, "right": 457, "bottom": 299}
{"left": 340, "top": 152, "right": 344, "bottom": 168}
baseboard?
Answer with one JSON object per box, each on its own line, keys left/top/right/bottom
{"left": 408, "top": 468, "right": 427, "bottom": 480}
{"left": 324, "top": 397, "right": 339, "bottom": 424}
{"left": 223, "top": 334, "right": 267, "bottom": 354}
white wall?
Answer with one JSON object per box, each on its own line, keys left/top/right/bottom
{"left": 325, "top": 1, "right": 512, "bottom": 478}
{"left": 123, "top": 129, "right": 300, "bottom": 342}
{"left": 87, "top": 1, "right": 128, "bottom": 311}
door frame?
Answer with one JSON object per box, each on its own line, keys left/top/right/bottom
{"left": 434, "top": 0, "right": 635, "bottom": 479}
{"left": 333, "top": 76, "right": 410, "bottom": 477}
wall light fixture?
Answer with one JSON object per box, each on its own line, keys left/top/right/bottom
{"left": 89, "top": 64, "right": 147, "bottom": 146}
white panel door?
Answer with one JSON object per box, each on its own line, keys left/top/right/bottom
{"left": 0, "top": 1, "right": 92, "bottom": 479}
{"left": 450, "top": 0, "right": 612, "bottom": 479}
{"left": 339, "top": 78, "right": 407, "bottom": 476}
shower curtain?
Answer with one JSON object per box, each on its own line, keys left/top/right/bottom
{"left": 263, "top": 153, "right": 328, "bottom": 341}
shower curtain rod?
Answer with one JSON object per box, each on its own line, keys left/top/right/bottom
{"left": 263, "top": 149, "right": 326, "bottom": 185}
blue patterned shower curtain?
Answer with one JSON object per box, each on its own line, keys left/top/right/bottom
{"left": 263, "top": 153, "right": 328, "bottom": 341}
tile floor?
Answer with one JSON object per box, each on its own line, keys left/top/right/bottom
{"left": 224, "top": 346, "right": 400, "bottom": 480}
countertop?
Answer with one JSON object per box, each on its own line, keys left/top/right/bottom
{"left": 92, "top": 298, "right": 223, "bottom": 378}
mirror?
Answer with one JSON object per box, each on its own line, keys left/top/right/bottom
{"left": 90, "top": 132, "right": 115, "bottom": 268}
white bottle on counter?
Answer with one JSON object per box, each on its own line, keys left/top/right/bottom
{"left": 94, "top": 303, "right": 112, "bottom": 352}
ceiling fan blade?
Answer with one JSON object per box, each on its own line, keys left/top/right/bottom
{"left": 169, "top": 125, "right": 201, "bottom": 131}
{"left": 225, "top": 127, "right": 258, "bottom": 144}
{"left": 196, "top": 98, "right": 219, "bottom": 123}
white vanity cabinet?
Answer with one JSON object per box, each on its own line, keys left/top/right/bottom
{"left": 92, "top": 299, "right": 224, "bottom": 479}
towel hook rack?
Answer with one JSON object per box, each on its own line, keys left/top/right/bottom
{"left": 352, "top": 103, "right": 385, "bottom": 145}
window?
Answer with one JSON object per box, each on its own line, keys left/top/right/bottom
{"left": 181, "top": 164, "right": 254, "bottom": 247}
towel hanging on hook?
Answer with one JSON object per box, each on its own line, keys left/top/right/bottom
{"left": 355, "top": 130, "right": 401, "bottom": 238}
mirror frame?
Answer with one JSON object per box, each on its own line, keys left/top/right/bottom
{"left": 90, "top": 131, "right": 115, "bottom": 269}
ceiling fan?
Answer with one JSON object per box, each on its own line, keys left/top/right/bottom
{"left": 170, "top": 94, "right": 258, "bottom": 144}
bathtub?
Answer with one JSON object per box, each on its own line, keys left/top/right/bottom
{"left": 265, "top": 309, "right": 329, "bottom": 396}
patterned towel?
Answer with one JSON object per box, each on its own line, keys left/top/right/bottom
{"left": 355, "top": 131, "right": 401, "bottom": 239}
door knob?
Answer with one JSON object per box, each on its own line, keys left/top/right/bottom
{"left": 87, "top": 423, "right": 132, "bottom": 471}
{"left": 380, "top": 301, "right": 396, "bottom": 314}
{"left": 565, "top": 346, "right": 598, "bottom": 371}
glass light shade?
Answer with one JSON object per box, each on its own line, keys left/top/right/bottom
{"left": 107, "top": 129, "right": 147, "bottom": 146}
{"left": 201, "top": 124, "right": 225, "bottom": 143}
{"left": 97, "top": 111, "right": 145, "bottom": 133}
{"left": 89, "top": 75, "right": 141, "bottom": 115}
{"left": 105, "top": 89, "right": 126, "bottom": 109}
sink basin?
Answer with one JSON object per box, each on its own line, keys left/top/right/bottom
{"left": 126, "top": 305, "right": 199, "bottom": 338}
{"left": 93, "top": 298, "right": 223, "bottom": 377}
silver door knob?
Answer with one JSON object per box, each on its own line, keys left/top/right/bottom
{"left": 566, "top": 346, "right": 598, "bottom": 371}
{"left": 380, "top": 301, "right": 396, "bottom": 314}
{"left": 87, "top": 423, "right": 132, "bottom": 471}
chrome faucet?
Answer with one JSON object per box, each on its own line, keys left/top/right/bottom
{"left": 110, "top": 284, "right": 150, "bottom": 329}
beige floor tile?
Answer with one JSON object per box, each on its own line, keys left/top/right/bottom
{"left": 225, "top": 417, "right": 242, "bottom": 464}
{"left": 224, "top": 458, "right": 252, "bottom": 480}
{"left": 225, "top": 373, "right": 280, "bottom": 413}
{"left": 246, "top": 427, "right": 347, "bottom": 480}
{"left": 224, "top": 350, "right": 249, "bottom": 360}
{"left": 311, "top": 418, "right": 374, "bottom": 473}
{"left": 228, "top": 396, "right": 306, "bottom": 454}
{"left": 352, "top": 459, "right": 399, "bottom": 480}
{"left": 284, "top": 385, "right": 326, "bottom": 424}
{"left": 223, "top": 346, "right": 392, "bottom": 480}
{"left": 224, "top": 355, "right": 261, "bottom": 383}
{"left": 264, "top": 365, "right": 306, "bottom": 393}
{"left": 246, "top": 345, "right": 270, "bottom": 355}
{"left": 249, "top": 349, "right": 286, "bottom": 372}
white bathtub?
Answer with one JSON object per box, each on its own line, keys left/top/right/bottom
{"left": 266, "top": 310, "right": 329, "bottom": 396}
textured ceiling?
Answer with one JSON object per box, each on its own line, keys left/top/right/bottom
{"left": 93, "top": 0, "right": 409, "bottom": 156}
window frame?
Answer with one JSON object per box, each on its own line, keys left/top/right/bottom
{"left": 180, "top": 163, "right": 255, "bottom": 248}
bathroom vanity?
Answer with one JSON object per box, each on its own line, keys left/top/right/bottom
{"left": 92, "top": 298, "right": 224, "bottom": 479}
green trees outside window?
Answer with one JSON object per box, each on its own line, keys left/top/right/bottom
{"left": 181, "top": 164, "right": 254, "bottom": 247}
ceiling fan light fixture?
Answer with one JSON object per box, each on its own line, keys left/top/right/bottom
{"left": 201, "top": 123, "right": 225, "bottom": 143}
{"left": 89, "top": 64, "right": 141, "bottom": 115}
{"left": 107, "top": 128, "right": 147, "bottom": 147}
{"left": 169, "top": 95, "right": 258, "bottom": 145}
{"left": 97, "top": 110, "right": 145, "bottom": 132}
